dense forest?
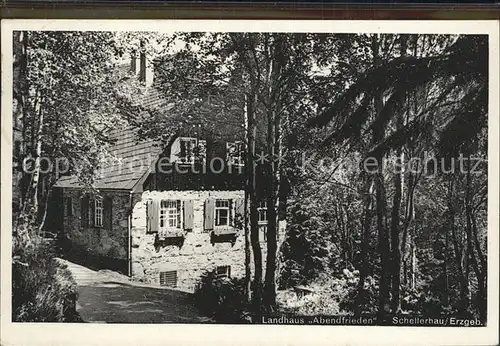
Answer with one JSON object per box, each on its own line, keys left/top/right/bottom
{"left": 12, "top": 31, "right": 487, "bottom": 323}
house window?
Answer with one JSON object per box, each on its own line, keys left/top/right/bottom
{"left": 160, "top": 200, "right": 181, "bottom": 229}
{"left": 215, "top": 199, "right": 231, "bottom": 226}
{"left": 227, "top": 141, "right": 245, "bottom": 166}
{"left": 257, "top": 200, "right": 267, "bottom": 225}
{"left": 215, "top": 265, "right": 231, "bottom": 278}
{"left": 179, "top": 138, "right": 196, "bottom": 163}
{"left": 159, "top": 270, "right": 177, "bottom": 287}
{"left": 65, "top": 197, "right": 73, "bottom": 217}
{"left": 178, "top": 137, "right": 207, "bottom": 164}
{"left": 94, "top": 198, "right": 103, "bottom": 227}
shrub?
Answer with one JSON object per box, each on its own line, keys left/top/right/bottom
{"left": 194, "top": 271, "right": 249, "bottom": 323}
{"left": 12, "top": 227, "right": 81, "bottom": 322}
{"left": 339, "top": 273, "right": 378, "bottom": 314}
{"left": 278, "top": 269, "right": 378, "bottom": 316}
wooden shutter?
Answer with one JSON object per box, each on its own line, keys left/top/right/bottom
{"left": 81, "top": 196, "right": 89, "bottom": 227}
{"left": 103, "top": 196, "right": 113, "bottom": 231}
{"left": 235, "top": 198, "right": 245, "bottom": 218}
{"left": 204, "top": 199, "right": 215, "bottom": 231}
{"left": 183, "top": 200, "right": 194, "bottom": 230}
{"left": 180, "top": 139, "right": 186, "bottom": 159}
{"left": 89, "top": 198, "right": 95, "bottom": 227}
{"left": 198, "top": 140, "right": 207, "bottom": 162}
{"left": 229, "top": 199, "right": 234, "bottom": 225}
{"left": 150, "top": 198, "right": 160, "bottom": 233}
{"left": 146, "top": 200, "right": 152, "bottom": 233}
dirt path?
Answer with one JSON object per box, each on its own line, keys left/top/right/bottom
{"left": 59, "top": 259, "right": 211, "bottom": 323}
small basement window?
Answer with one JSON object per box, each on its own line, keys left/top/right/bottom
{"left": 159, "top": 270, "right": 178, "bottom": 287}
{"left": 215, "top": 265, "right": 231, "bottom": 279}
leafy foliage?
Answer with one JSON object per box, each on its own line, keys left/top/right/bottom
{"left": 194, "top": 271, "right": 250, "bottom": 323}
{"left": 12, "top": 223, "right": 80, "bottom": 322}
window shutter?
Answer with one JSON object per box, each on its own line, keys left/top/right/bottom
{"left": 198, "top": 140, "right": 207, "bottom": 162}
{"left": 103, "top": 196, "right": 113, "bottom": 231}
{"left": 150, "top": 198, "right": 160, "bottom": 233}
{"left": 81, "top": 196, "right": 89, "bottom": 227}
{"left": 229, "top": 199, "right": 234, "bottom": 225}
{"left": 146, "top": 200, "right": 151, "bottom": 232}
{"left": 204, "top": 199, "right": 215, "bottom": 231}
{"left": 177, "top": 200, "right": 182, "bottom": 228}
{"left": 89, "top": 198, "right": 95, "bottom": 227}
{"left": 226, "top": 142, "right": 235, "bottom": 163}
{"left": 180, "top": 140, "right": 186, "bottom": 159}
{"left": 183, "top": 199, "right": 194, "bottom": 230}
{"left": 235, "top": 198, "right": 245, "bottom": 218}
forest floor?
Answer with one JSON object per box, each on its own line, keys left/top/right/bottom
{"left": 59, "top": 259, "right": 211, "bottom": 323}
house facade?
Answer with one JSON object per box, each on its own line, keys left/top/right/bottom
{"left": 53, "top": 54, "right": 285, "bottom": 292}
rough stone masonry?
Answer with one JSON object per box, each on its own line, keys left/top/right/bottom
{"left": 131, "top": 190, "right": 286, "bottom": 291}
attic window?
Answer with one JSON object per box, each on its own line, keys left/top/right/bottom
{"left": 159, "top": 270, "right": 177, "bottom": 287}
{"left": 227, "top": 141, "right": 244, "bottom": 166}
{"left": 179, "top": 138, "right": 205, "bottom": 163}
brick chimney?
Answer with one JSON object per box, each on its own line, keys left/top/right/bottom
{"left": 138, "top": 40, "right": 154, "bottom": 87}
{"left": 130, "top": 51, "right": 139, "bottom": 75}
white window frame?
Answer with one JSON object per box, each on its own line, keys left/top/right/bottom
{"left": 257, "top": 200, "right": 268, "bottom": 225}
{"left": 160, "top": 200, "right": 182, "bottom": 229}
{"left": 227, "top": 141, "right": 245, "bottom": 166}
{"left": 215, "top": 199, "right": 231, "bottom": 227}
{"left": 94, "top": 198, "right": 103, "bottom": 227}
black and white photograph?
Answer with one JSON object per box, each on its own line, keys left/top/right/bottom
{"left": 1, "top": 19, "right": 499, "bottom": 346}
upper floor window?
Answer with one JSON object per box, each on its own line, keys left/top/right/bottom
{"left": 94, "top": 198, "right": 103, "bottom": 227}
{"left": 215, "top": 199, "right": 231, "bottom": 226}
{"left": 160, "top": 200, "right": 182, "bottom": 229}
{"left": 257, "top": 200, "right": 267, "bottom": 224}
{"left": 179, "top": 138, "right": 196, "bottom": 164}
{"left": 227, "top": 141, "right": 245, "bottom": 166}
{"left": 178, "top": 137, "right": 206, "bottom": 164}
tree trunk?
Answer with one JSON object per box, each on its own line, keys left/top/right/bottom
{"left": 390, "top": 149, "right": 402, "bottom": 313}
{"left": 389, "top": 34, "right": 409, "bottom": 314}
{"left": 356, "top": 176, "right": 374, "bottom": 313}
{"left": 29, "top": 91, "right": 44, "bottom": 221}
{"left": 464, "top": 154, "right": 486, "bottom": 322}
{"left": 247, "top": 92, "right": 263, "bottom": 318}
{"left": 243, "top": 94, "right": 252, "bottom": 303}
{"left": 264, "top": 34, "right": 285, "bottom": 313}
{"left": 372, "top": 35, "right": 390, "bottom": 317}
{"left": 449, "top": 178, "right": 469, "bottom": 314}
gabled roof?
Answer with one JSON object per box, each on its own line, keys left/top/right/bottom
{"left": 55, "top": 84, "right": 164, "bottom": 191}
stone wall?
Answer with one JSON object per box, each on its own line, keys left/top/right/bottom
{"left": 131, "top": 190, "right": 286, "bottom": 292}
{"left": 62, "top": 188, "right": 134, "bottom": 273}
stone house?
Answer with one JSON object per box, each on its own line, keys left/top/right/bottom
{"left": 53, "top": 53, "right": 285, "bottom": 292}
